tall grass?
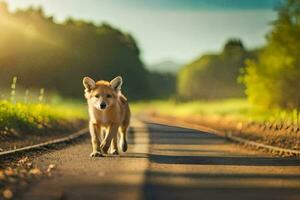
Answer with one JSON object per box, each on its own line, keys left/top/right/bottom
{"left": 0, "top": 100, "right": 86, "bottom": 132}
{"left": 10, "top": 76, "right": 17, "bottom": 103}
{"left": 0, "top": 77, "right": 87, "bottom": 135}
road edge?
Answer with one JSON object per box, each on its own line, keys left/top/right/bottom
{"left": 140, "top": 116, "right": 300, "bottom": 157}
{"left": 0, "top": 128, "right": 88, "bottom": 159}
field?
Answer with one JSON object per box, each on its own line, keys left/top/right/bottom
{"left": 132, "top": 98, "right": 298, "bottom": 123}
{"left": 132, "top": 98, "right": 300, "bottom": 151}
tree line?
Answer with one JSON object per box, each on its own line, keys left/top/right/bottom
{"left": 177, "top": 0, "right": 300, "bottom": 110}
{"left": 0, "top": 2, "right": 175, "bottom": 100}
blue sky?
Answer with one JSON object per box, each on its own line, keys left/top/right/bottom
{"left": 7, "top": 0, "right": 280, "bottom": 65}
{"left": 122, "top": 0, "right": 282, "bottom": 10}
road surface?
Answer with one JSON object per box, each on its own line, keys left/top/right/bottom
{"left": 22, "top": 119, "right": 300, "bottom": 200}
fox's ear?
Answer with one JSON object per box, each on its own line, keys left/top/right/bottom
{"left": 83, "top": 76, "right": 95, "bottom": 91}
{"left": 110, "top": 76, "right": 122, "bottom": 91}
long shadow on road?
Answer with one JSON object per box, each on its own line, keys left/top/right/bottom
{"left": 142, "top": 123, "right": 300, "bottom": 200}
{"left": 148, "top": 154, "right": 300, "bottom": 166}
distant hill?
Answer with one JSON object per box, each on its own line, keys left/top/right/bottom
{"left": 147, "top": 60, "right": 183, "bottom": 74}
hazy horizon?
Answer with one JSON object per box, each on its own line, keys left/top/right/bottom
{"left": 6, "top": 0, "right": 280, "bottom": 65}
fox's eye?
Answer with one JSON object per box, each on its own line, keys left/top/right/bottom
{"left": 94, "top": 94, "right": 100, "bottom": 98}
{"left": 106, "top": 94, "right": 112, "bottom": 98}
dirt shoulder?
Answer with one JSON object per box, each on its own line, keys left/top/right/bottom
{"left": 141, "top": 113, "right": 300, "bottom": 155}
{"left": 0, "top": 120, "right": 87, "bottom": 152}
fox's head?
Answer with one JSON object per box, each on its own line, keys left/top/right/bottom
{"left": 83, "top": 76, "right": 122, "bottom": 110}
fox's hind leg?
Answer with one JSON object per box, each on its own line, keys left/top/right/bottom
{"left": 119, "top": 125, "right": 128, "bottom": 152}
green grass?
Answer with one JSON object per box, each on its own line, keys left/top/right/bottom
{"left": 0, "top": 100, "right": 87, "bottom": 133}
{"left": 1, "top": 93, "right": 297, "bottom": 135}
{"left": 131, "top": 98, "right": 298, "bottom": 123}
{"left": 1, "top": 80, "right": 88, "bottom": 134}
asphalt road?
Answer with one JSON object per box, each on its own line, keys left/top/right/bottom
{"left": 22, "top": 119, "right": 300, "bottom": 200}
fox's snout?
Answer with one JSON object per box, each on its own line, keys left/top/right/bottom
{"left": 100, "top": 101, "right": 107, "bottom": 109}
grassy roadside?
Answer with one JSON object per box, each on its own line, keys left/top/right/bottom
{"left": 0, "top": 100, "right": 86, "bottom": 132}
{"left": 0, "top": 97, "right": 88, "bottom": 197}
{"left": 132, "top": 99, "right": 300, "bottom": 152}
{"left": 0, "top": 100, "right": 87, "bottom": 151}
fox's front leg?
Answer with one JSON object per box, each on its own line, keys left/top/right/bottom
{"left": 100, "top": 127, "right": 107, "bottom": 142}
{"left": 100, "top": 124, "right": 118, "bottom": 154}
{"left": 109, "top": 136, "right": 119, "bottom": 155}
{"left": 89, "top": 122, "right": 102, "bottom": 157}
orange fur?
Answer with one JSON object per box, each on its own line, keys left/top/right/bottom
{"left": 83, "top": 76, "right": 130, "bottom": 157}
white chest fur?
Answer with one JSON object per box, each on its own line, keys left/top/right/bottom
{"left": 99, "top": 112, "right": 108, "bottom": 124}
{"left": 88, "top": 106, "right": 109, "bottom": 124}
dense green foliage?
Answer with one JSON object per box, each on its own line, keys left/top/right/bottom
{"left": 177, "top": 39, "right": 257, "bottom": 100}
{"left": 0, "top": 3, "right": 174, "bottom": 100}
{"left": 242, "top": 0, "right": 300, "bottom": 109}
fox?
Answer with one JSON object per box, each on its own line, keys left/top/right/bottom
{"left": 83, "top": 76, "right": 131, "bottom": 157}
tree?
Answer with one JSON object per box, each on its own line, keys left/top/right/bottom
{"left": 242, "top": 0, "right": 300, "bottom": 109}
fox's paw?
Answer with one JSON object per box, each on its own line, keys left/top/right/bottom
{"left": 120, "top": 139, "right": 128, "bottom": 152}
{"left": 90, "top": 151, "right": 102, "bottom": 157}
{"left": 110, "top": 149, "right": 119, "bottom": 155}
